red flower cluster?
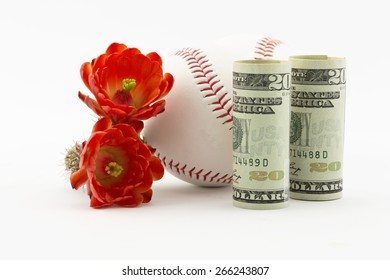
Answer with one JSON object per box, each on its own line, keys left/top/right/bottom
{"left": 79, "top": 42, "right": 174, "bottom": 130}
{"left": 71, "top": 43, "right": 173, "bottom": 208}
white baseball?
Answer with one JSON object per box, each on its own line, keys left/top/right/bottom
{"left": 143, "top": 34, "right": 290, "bottom": 187}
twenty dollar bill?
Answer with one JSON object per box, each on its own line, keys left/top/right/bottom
{"left": 289, "top": 55, "right": 346, "bottom": 200}
{"left": 233, "top": 60, "right": 291, "bottom": 209}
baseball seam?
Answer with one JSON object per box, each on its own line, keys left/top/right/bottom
{"left": 158, "top": 152, "right": 233, "bottom": 185}
{"left": 175, "top": 48, "right": 233, "bottom": 126}
{"left": 255, "top": 37, "right": 282, "bottom": 59}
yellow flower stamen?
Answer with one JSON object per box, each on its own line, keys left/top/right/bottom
{"left": 122, "top": 78, "right": 136, "bottom": 93}
{"left": 105, "top": 162, "right": 124, "bottom": 177}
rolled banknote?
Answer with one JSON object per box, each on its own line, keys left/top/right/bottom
{"left": 289, "top": 55, "right": 346, "bottom": 201}
{"left": 232, "top": 60, "right": 291, "bottom": 209}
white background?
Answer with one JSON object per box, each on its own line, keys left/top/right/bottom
{"left": 0, "top": 0, "right": 389, "bottom": 269}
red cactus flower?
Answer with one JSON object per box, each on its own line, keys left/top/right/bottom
{"left": 79, "top": 42, "right": 174, "bottom": 124}
{"left": 70, "top": 118, "right": 164, "bottom": 208}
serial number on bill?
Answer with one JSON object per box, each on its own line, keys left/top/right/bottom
{"left": 290, "top": 149, "right": 328, "bottom": 159}
{"left": 233, "top": 155, "right": 269, "bottom": 167}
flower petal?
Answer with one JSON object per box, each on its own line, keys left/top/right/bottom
{"left": 132, "top": 77, "right": 161, "bottom": 108}
{"left": 146, "top": 52, "right": 162, "bottom": 65}
{"left": 134, "top": 168, "right": 153, "bottom": 193}
{"left": 141, "top": 189, "right": 153, "bottom": 203}
{"left": 92, "top": 117, "right": 112, "bottom": 132}
{"left": 149, "top": 156, "right": 164, "bottom": 180}
{"left": 160, "top": 73, "right": 174, "bottom": 98}
{"left": 90, "top": 195, "right": 110, "bottom": 208}
{"left": 80, "top": 62, "right": 93, "bottom": 91}
{"left": 105, "top": 42, "right": 128, "bottom": 55}
{"left": 78, "top": 91, "right": 106, "bottom": 117}
{"left": 114, "top": 193, "right": 144, "bottom": 207}
{"left": 130, "top": 100, "right": 166, "bottom": 120}
{"left": 70, "top": 166, "right": 88, "bottom": 190}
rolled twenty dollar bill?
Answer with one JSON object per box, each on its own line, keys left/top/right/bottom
{"left": 232, "top": 60, "right": 291, "bottom": 209}
{"left": 289, "top": 55, "right": 346, "bottom": 201}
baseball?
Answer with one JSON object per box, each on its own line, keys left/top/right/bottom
{"left": 143, "top": 34, "right": 290, "bottom": 187}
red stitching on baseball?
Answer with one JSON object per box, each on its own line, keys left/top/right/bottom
{"left": 210, "top": 173, "right": 220, "bottom": 182}
{"left": 161, "top": 156, "right": 167, "bottom": 166}
{"left": 255, "top": 37, "right": 282, "bottom": 60}
{"left": 216, "top": 174, "right": 229, "bottom": 183}
{"left": 202, "top": 171, "right": 212, "bottom": 181}
{"left": 175, "top": 48, "right": 233, "bottom": 125}
{"left": 188, "top": 167, "right": 195, "bottom": 178}
{"left": 157, "top": 153, "right": 233, "bottom": 185}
